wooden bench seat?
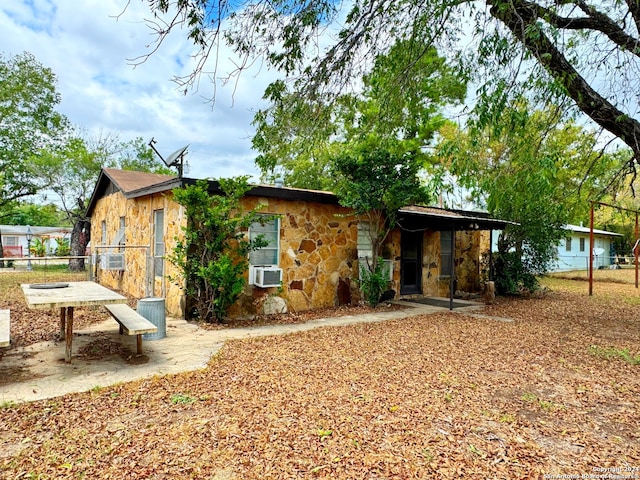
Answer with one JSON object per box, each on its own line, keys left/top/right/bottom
{"left": 104, "top": 304, "right": 157, "bottom": 355}
{"left": 0, "top": 309, "right": 9, "bottom": 347}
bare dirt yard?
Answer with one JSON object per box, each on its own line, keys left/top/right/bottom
{"left": 1, "top": 272, "right": 639, "bottom": 479}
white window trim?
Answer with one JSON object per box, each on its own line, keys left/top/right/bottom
{"left": 249, "top": 216, "right": 280, "bottom": 267}
{"left": 153, "top": 209, "right": 165, "bottom": 277}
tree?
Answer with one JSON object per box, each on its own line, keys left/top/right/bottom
{"left": 2, "top": 203, "right": 68, "bottom": 227}
{"left": 252, "top": 41, "right": 467, "bottom": 189}
{"left": 331, "top": 141, "right": 431, "bottom": 306}
{"left": 40, "top": 133, "right": 171, "bottom": 270}
{"left": 0, "top": 52, "right": 68, "bottom": 260}
{"left": 168, "top": 178, "right": 270, "bottom": 322}
{"left": 138, "top": 1, "right": 640, "bottom": 173}
{"left": 118, "top": 137, "right": 174, "bottom": 175}
{"left": 437, "top": 101, "right": 622, "bottom": 292}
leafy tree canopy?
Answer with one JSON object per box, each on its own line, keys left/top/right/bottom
{"left": 0, "top": 52, "right": 68, "bottom": 215}
{"left": 252, "top": 41, "right": 466, "bottom": 189}
{"left": 139, "top": 0, "right": 640, "bottom": 175}
{"left": 436, "top": 100, "right": 623, "bottom": 290}
{"left": 2, "top": 203, "right": 69, "bottom": 227}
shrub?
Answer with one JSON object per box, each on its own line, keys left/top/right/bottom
{"left": 55, "top": 238, "right": 71, "bottom": 256}
{"left": 358, "top": 257, "right": 390, "bottom": 307}
{"left": 169, "top": 177, "right": 271, "bottom": 323}
{"left": 493, "top": 251, "right": 538, "bottom": 295}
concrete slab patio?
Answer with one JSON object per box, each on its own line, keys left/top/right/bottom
{"left": 0, "top": 300, "right": 489, "bottom": 405}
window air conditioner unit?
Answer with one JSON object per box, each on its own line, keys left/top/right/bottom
{"left": 253, "top": 266, "right": 283, "bottom": 288}
{"left": 100, "top": 253, "right": 125, "bottom": 271}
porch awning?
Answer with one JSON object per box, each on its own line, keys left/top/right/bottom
{"left": 397, "top": 206, "right": 514, "bottom": 231}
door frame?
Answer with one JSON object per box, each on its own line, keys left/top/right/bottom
{"left": 400, "top": 230, "right": 423, "bottom": 295}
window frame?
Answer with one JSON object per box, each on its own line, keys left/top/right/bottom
{"left": 249, "top": 216, "right": 280, "bottom": 267}
{"left": 101, "top": 220, "right": 107, "bottom": 245}
{"left": 3, "top": 236, "right": 18, "bottom": 246}
{"left": 440, "top": 230, "right": 453, "bottom": 277}
{"left": 117, "top": 216, "right": 126, "bottom": 252}
{"left": 153, "top": 209, "right": 165, "bottom": 277}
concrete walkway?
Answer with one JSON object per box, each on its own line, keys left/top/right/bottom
{"left": 0, "top": 300, "right": 487, "bottom": 405}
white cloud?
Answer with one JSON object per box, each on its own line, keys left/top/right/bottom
{"left": 0, "top": 0, "right": 278, "bottom": 180}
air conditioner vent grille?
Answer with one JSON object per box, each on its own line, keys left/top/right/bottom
{"left": 254, "top": 266, "right": 282, "bottom": 288}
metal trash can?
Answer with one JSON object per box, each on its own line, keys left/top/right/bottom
{"left": 138, "top": 297, "right": 166, "bottom": 340}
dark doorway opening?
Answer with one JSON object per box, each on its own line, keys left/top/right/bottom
{"left": 400, "top": 230, "right": 422, "bottom": 295}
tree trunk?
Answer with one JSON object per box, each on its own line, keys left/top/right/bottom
{"left": 69, "top": 219, "right": 90, "bottom": 272}
{"left": 489, "top": 0, "right": 640, "bottom": 161}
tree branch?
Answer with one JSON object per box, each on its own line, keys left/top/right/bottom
{"left": 525, "top": 0, "right": 640, "bottom": 58}
{"left": 624, "top": 0, "right": 640, "bottom": 35}
{"left": 489, "top": 0, "right": 640, "bottom": 162}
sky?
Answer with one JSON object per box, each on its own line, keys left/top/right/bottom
{"left": 0, "top": 0, "right": 280, "bottom": 181}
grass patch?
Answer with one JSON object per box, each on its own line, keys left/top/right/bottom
{"left": 588, "top": 345, "right": 640, "bottom": 365}
{"left": 169, "top": 393, "right": 197, "bottom": 405}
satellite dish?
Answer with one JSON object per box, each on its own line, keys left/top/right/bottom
{"left": 165, "top": 145, "right": 189, "bottom": 167}
{"left": 148, "top": 138, "right": 189, "bottom": 177}
{"left": 594, "top": 247, "right": 605, "bottom": 255}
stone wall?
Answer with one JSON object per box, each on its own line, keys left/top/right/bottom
{"left": 379, "top": 228, "right": 483, "bottom": 297}
{"left": 90, "top": 190, "right": 185, "bottom": 317}
{"left": 91, "top": 187, "right": 488, "bottom": 318}
{"left": 235, "top": 196, "right": 360, "bottom": 316}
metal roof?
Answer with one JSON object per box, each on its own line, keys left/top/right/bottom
{"left": 0, "top": 225, "right": 72, "bottom": 237}
{"left": 564, "top": 224, "right": 622, "bottom": 237}
{"left": 398, "top": 206, "right": 514, "bottom": 231}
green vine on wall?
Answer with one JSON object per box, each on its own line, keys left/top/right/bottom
{"left": 169, "top": 177, "right": 271, "bottom": 323}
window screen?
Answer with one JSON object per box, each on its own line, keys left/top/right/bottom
{"left": 249, "top": 217, "right": 279, "bottom": 266}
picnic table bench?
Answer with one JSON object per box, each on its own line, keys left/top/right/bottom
{"left": 104, "top": 304, "right": 157, "bottom": 355}
{"left": 0, "top": 309, "right": 9, "bottom": 347}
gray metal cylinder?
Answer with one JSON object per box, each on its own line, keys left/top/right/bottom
{"left": 138, "top": 297, "right": 166, "bottom": 340}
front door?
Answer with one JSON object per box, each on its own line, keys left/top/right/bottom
{"left": 400, "top": 230, "right": 422, "bottom": 295}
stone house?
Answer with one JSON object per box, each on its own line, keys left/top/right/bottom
{"left": 86, "top": 168, "right": 509, "bottom": 318}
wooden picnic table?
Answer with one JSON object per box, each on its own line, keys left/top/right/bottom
{"left": 21, "top": 281, "right": 127, "bottom": 363}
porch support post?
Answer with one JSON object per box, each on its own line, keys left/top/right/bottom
{"left": 589, "top": 202, "right": 594, "bottom": 296}
{"left": 633, "top": 211, "right": 638, "bottom": 288}
{"left": 488, "top": 229, "right": 493, "bottom": 281}
{"left": 449, "top": 227, "right": 455, "bottom": 311}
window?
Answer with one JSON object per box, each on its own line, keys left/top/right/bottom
{"left": 249, "top": 217, "right": 279, "bottom": 266}
{"left": 3, "top": 236, "right": 18, "bottom": 246}
{"left": 116, "top": 217, "right": 126, "bottom": 252}
{"left": 579, "top": 237, "right": 585, "bottom": 252}
{"left": 101, "top": 221, "right": 107, "bottom": 245}
{"left": 357, "top": 222, "right": 373, "bottom": 259}
{"left": 565, "top": 237, "right": 572, "bottom": 252}
{"left": 153, "top": 210, "right": 165, "bottom": 276}
{"left": 440, "top": 230, "right": 453, "bottom": 276}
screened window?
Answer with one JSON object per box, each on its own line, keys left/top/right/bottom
{"left": 566, "top": 238, "right": 572, "bottom": 252}
{"left": 4, "top": 236, "right": 18, "bottom": 246}
{"left": 154, "top": 210, "right": 165, "bottom": 276}
{"left": 249, "top": 217, "right": 279, "bottom": 266}
{"left": 440, "top": 230, "right": 453, "bottom": 276}
{"left": 117, "top": 217, "right": 126, "bottom": 252}
{"left": 357, "top": 222, "right": 373, "bottom": 259}
{"left": 579, "top": 237, "right": 585, "bottom": 252}
{"left": 101, "top": 220, "right": 107, "bottom": 245}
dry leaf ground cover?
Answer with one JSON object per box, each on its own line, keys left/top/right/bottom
{"left": 1, "top": 272, "right": 640, "bottom": 479}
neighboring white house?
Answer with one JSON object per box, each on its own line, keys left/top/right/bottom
{"left": 551, "top": 224, "right": 623, "bottom": 272}
{"left": 0, "top": 225, "right": 72, "bottom": 257}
